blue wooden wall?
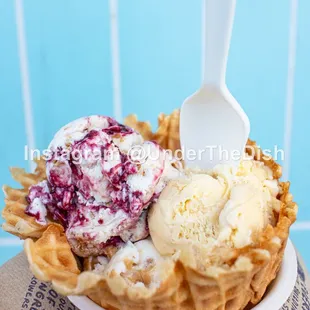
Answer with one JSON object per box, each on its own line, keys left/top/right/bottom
{"left": 1, "top": 0, "right": 309, "bottom": 268}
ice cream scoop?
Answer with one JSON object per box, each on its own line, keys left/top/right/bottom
{"left": 215, "top": 160, "right": 281, "bottom": 248}
{"left": 26, "top": 115, "right": 182, "bottom": 256}
{"left": 148, "top": 174, "right": 227, "bottom": 255}
{"left": 90, "top": 238, "right": 173, "bottom": 290}
{"left": 148, "top": 159, "right": 280, "bottom": 256}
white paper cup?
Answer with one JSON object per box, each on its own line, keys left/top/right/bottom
{"left": 253, "top": 239, "right": 297, "bottom": 310}
{"left": 69, "top": 239, "right": 297, "bottom": 310}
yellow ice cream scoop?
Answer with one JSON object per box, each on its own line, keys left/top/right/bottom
{"left": 148, "top": 174, "right": 227, "bottom": 256}
{"left": 217, "top": 181, "right": 273, "bottom": 248}
{"left": 148, "top": 160, "right": 280, "bottom": 256}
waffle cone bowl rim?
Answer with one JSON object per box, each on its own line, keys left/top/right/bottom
{"left": 1, "top": 110, "right": 298, "bottom": 310}
{"left": 69, "top": 238, "right": 297, "bottom": 310}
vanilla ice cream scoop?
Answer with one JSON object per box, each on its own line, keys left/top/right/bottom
{"left": 149, "top": 159, "right": 280, "bottom": 256}
{"left": 26, "top": 115, "right": 182, "bottom": 256}
{"left": 149, "top": 174, "right": 227, "bottom": 255}
{"left": 215, "top": 160, "right": 280, "bottom": 248}
{"left": 93, "top": 238, "right": 171, "bottom": 289}
{"left": 217, "top": 182, "right": 270, "bottom": 247}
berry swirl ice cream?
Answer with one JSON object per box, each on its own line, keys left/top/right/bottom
{"left": 25, "top": 115, "right": 182, "bottom": 256}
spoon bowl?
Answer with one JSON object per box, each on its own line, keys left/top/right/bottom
{"left": 180, "top": 0, "right": 250, "bottom": 169}
{"left": 181, "top": 85, "right": 250, "bottom": 169}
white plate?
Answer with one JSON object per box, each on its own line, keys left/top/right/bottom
{"left": 69, "top": 239, "right": 297, "bottom": 310}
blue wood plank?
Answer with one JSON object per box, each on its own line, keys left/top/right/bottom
{"left": 290, "top": 0, "right": 310, "bottom": 221}
{"left": 23, "top": 0, "right": 114, "bottom": 151}
{"left": 0, "top": 1, "right": 28, "bottom": 237}
{"left": 228, "top": 0, "right": 290, "bottom": 156}
{"left": 119, "top": 0, "right": 290, "bottom": 163}
{"left": 118, "top": 0, "right": 202, "bottom": 126}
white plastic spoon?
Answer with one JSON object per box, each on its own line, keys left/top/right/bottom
{"left": 180, "top": 0, "right": 250, "bottom": 169}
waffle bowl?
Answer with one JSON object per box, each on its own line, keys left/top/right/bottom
{"left": 1, "top": 110, "right": 297, "bottom": 310}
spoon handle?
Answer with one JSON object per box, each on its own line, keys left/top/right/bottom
{"left": 202, "top": 0, "right": 236, "bottom": 88}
